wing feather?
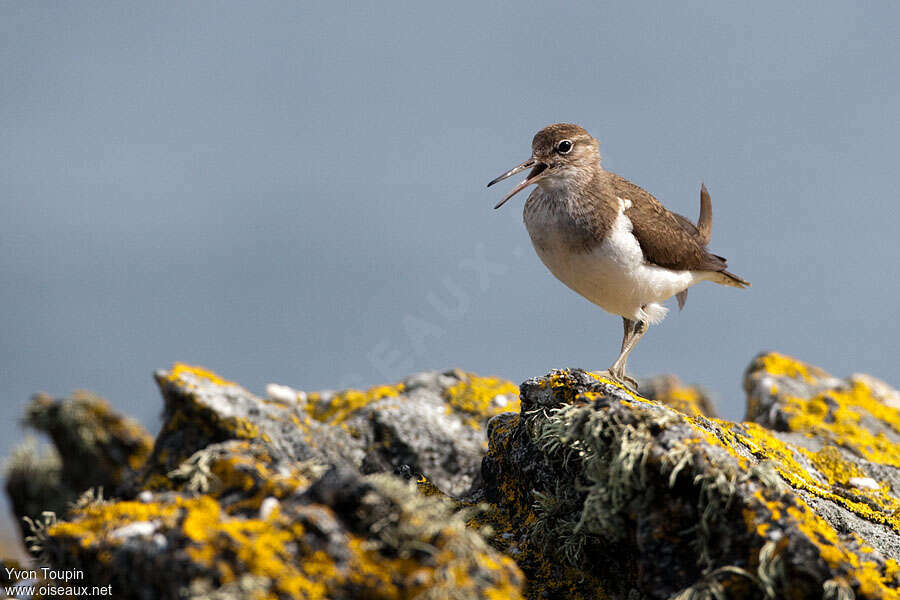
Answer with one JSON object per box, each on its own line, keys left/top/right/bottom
{"left": 607, "top": 173, "right": 726, "bottom": 272}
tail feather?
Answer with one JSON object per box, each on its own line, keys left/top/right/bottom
{"left": 698, "top": 183, "right": 712, "bottom": 246}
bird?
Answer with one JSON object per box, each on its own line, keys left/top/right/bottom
{"left": 487, "top": 123, "right": 749, "bottom": 390}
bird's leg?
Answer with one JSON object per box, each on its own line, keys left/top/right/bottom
{"left": 606, "top": 317, "right": 648, "bottom": 391}
{"left": 620, "top": 317, "right": 634, "bottom": 353}
{"left": 596, "top": 318, "right": 637, "bottom": 388}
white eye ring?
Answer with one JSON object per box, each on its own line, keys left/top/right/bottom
{"left": 557, "top": 139, "right": 573, "bottom": 154}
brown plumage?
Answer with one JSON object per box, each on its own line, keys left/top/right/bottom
{"left": 598, "top": 172, "right": 749, "bottom": 309}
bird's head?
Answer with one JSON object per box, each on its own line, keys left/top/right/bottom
{"left": 488, "top": 123, "right": 601, "bottom": 209}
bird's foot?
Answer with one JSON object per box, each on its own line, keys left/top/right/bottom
{"left": 594, "top": 370, "right": 640, "bottom": 395}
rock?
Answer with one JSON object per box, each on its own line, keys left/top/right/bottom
{"left": 639, "top": 374, "right": 717, "bottom": 417}
{"left": 146, "top": 364, "right": 518, "bottom": 497}
{"left": 7, "top": 355, "right": 900, "bottom": 599}
{"left": 5, "top": 391, "right": 153, "bottom": 537}
{"left": 478, "top": 363, "right": 900, "bottom": 599}
{"left": 9, "top": 363, "right": 524, "bottom": 599}
{"left": 33, "top": 444, "right": 522, "bottom": 599}
{"left": 744, "top": 351, "right": 900, "bottom": 456}
{"left": 303, "top": 369, "right": 520, "bottom": 495}
{"left": 142, "top": 364, "right": 349, "bottom": 486}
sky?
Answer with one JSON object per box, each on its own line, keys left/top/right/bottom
{"left": 2, "top": 2, "right": 899, "bottom": 545}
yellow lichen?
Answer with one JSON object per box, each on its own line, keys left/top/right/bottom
{"left": 586, "top": 372, "right": 643, "bottom": 401}
{"left": 643, "top": 381, "right": 714, "bottom": 417}
{"left": 696, "top": 418, "right": 900, "bottom": 535}
{"left": 684, "top": 409, "right": 900, "bottom": 597}
{"left": 489, "top": 363, "right": 900, "bottom": 599}
{"left": 222, "top": 416, "right": 260, "bottom": 440}
{"left": 206, "top": 451, "right": 318, "bottom": 512}
{"left": 166, "top": 363, "right": 237, "bottom": 387}
{"left": 443, "top": 376, "right": 520, "bottom": 423}
{"left": 745, "top": 491, "right": 900, "bottom": 599}
{"left": 758, "top": 352, "right": 827, "bottom": 383}
{"left": 779, "top": 379, "right": 900, "bottom": 467}
{"left": 48, "top": 498, "right": 184, "bottom": 549}
{"left": 305, "top": 383, "right": 405, "bottom": 424}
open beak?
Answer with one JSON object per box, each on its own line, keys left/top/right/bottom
{"left": 487, "top": 157, "right": 549, "bottom": 209}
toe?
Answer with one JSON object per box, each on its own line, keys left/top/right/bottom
{"left": 621, "top": 375, "right": 640, "bottom": 393}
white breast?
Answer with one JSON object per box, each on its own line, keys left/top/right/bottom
{"left": 526, "top": 195, "right": 705, "bottom": 324}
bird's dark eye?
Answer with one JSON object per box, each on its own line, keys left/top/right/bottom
{"left": 557, "top": 140, "right": 573, "bottom": 154}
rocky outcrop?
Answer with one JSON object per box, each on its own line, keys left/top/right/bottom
{"left": 144, "top": 365, "right": 518, "bottom": 497}
{"left": 5, "top": 391, "right": 153, "bottom": 538}
{"left": 478, "top": 355, "right": 900, "bottom": 599}
{"left": 5, "top": 365, "right": 523, "bottom": 599}
{"left": 4, "top": 353, "right": 899, "bottom": 599}
{"left": 35, "top": 459, "right": 521, "bottom": 599}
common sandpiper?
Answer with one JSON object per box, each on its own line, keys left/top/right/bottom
{"left": 488, "top": 123, "right": 749, "bottom": 390}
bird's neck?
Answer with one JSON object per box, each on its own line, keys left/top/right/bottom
{"left": 535, "top": 163, "right": 605, "bottom": 212}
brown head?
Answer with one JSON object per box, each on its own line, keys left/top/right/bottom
{"left": 487, "top": 123, "right": 601, "bottom": 209}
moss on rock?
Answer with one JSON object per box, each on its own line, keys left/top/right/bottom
{"left": 478, "top": 365, "right": 900, "bottom": 599}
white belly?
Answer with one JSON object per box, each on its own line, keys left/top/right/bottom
{"left": 527, "top": 197, "right": 705, "bottom": 324}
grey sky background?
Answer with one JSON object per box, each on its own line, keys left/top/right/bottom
{"left": 2, "top": 2, "right": 898, "bottom": 541}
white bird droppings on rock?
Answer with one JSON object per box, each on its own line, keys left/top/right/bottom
{"left": 266, "top": 383, "right": 304, "bottom": 404}
{"left": 849, "top": 477, "right": 880, "bottom": 490}
{"left": 110, "top": 521, "right": 159, "bottom": 539}
{"left": 260, "top": 496, "right": 280, "bottom": 520}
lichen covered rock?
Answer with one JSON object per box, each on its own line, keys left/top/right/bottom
{"left": 302, "top": 369, "right": 519, "bottom": 495}
{"left": 10, "top": 363, "right": 525, "bottom": 599}
{"left": 7, "top": 355, "right": 900, "bottom": 599}
{"left": 745, "top": 352, "right": 900, "bottom": 463}
{"left": 5, "top": 391, "right": 153, "bottom": 536}
{"left": 479, "top": 365, "right": 900, "bottom": 599}
{"left": 639, "top": 374, "right": 717, "bottom": 418}
{"left": 144, "top": 365, "right": 517, "bottom": 498}
{"left": 37, "top": 459, "right": 522, "bottom": 599}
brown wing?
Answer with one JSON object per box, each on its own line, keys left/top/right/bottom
{"left": 607, "top": 173, "right": 726, "bottom": 272}
{"left": 671, "top": 212, "right": 701, "bottom": 240}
